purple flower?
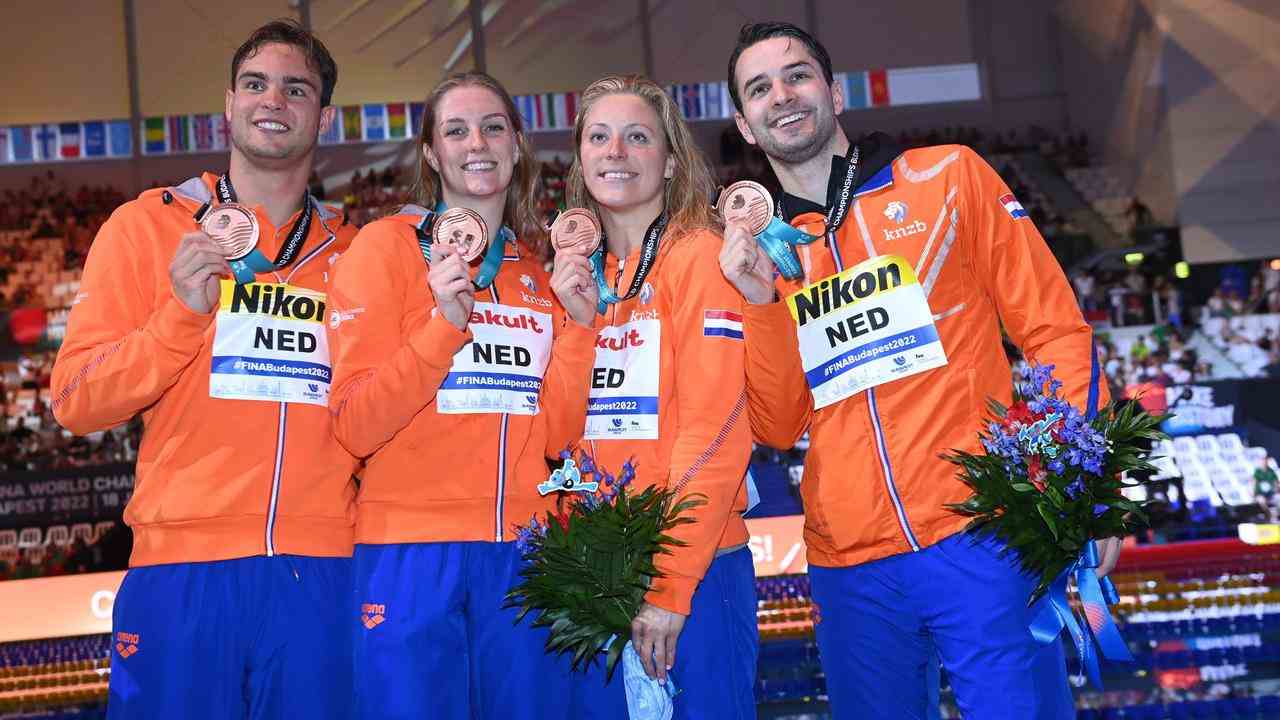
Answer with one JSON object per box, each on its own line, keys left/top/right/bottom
{"left": 1092, "top": 503, "right": 1109, "bottom": 517}
{"left": 1065, "top": 478, "right": 1085, "bottom": 499}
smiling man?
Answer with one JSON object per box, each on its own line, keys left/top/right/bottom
{"left": 52, "top": 20, "right": 359, "bottom": 720}
{"left": 717, "top": 22, "right": 1113, "bottom": 720}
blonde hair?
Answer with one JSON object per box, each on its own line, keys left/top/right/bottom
{"left": 412, "top": 72, "right": 548, "bottom": 259}
{"left": 566, "top": 74, "right": 719, "bottom": 241}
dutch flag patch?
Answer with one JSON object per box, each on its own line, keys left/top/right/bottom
{"left": 703, "top": 310, "right": 744, "bottom": 340}
{"left": 999, "top": 193, "right": 1028, "bottom": 220}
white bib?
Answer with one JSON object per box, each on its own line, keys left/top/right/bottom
{"left": 209, "top": 280, "right": 331, "bottom": 406}
{"left": 585, "top": 318, "right": 661, "bottom": 440}
{"left": 786, "top": 255, "right": 948, "bottom": 409}
{"left": 437, "top": 302, "right": 553, "bottom": 415}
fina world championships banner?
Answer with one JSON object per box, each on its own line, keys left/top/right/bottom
{"left": 0, "top": 463, "right": 133, "bottom": 529}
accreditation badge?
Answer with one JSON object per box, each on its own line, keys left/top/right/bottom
{"left": 437, "top": 302, "right": 554, "bottom": 415}
{"left": 786, "top": 255, "right": 948, "bottom": 410}
{"left": 209, "top": 280, "right": 331, "bottom": 406}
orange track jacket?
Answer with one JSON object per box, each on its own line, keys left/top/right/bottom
{"left": 582, "top": 227, "right": 751, "bottom": 615}
{"left": 326, "top": 207, "right": 598, "bottom": 546}
{"left": 743, "top": 142, "right": 1109, "bottom": 569}
{"left": 52, "top": 173, "right": 359, "bottom": 567}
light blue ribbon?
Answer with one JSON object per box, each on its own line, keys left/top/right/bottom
{"left": 1029, "top": 540, "right": 1131, "bottom": 689}
{"left": 754, "top": 217, "right": 819, "bottom": 280}
{"left": 622, "top": 641, "right": 677, "bottom": 720}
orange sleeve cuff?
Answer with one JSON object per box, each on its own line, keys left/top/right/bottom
{"left": 644, "top": 570, "right": 698, "bottom": 616}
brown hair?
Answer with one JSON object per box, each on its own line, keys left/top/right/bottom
{"left": 566, "top": 75, "right": 719, "bottom": 241}
{"left": 411, "top": 72, "right": 547, "bottom": 259}
{"left": 231, "top": 19, "right": 338, "bottom": 107}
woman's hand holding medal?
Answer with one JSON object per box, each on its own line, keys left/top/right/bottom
{"left": 429, "top": 242, "right": 476, "bottom": 331}
{"left": 549, "top": 209, "right": 603, "bottom": 326}
{"left": 169, "top": 232, "right": 232, "bottom": 314}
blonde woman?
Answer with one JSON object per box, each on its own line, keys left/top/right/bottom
{"left": 563, "top": 75, "right": 757, "bottom": 719}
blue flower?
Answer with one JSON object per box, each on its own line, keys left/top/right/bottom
{"left": 1049, "top": 459, "right": 1065, "bottom": 475}
{"left": 1064, "top": 478, "right": 1084, "bottom": 498}
{"left": 1093, "top": 503, "right": 1109, "bottom": 517}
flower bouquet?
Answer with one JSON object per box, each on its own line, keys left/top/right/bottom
{"left": 945, "top": 363, "right": 1168, "bottom": 686}
{"left": 506, "top": 449, "right": 704, "bottom": 682}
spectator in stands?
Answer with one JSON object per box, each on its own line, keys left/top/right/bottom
{"left": 1264, "top": 348, "right": 1280, "bottom": 378}
{"left": 1207, "top": 288, "right": 1228, "bottom": 318}
{"left": 1126, "top": 196, "right": 1153, "bottom": 230}
{"left": 1256, "top": 456, "right": 1278, "bottom": 506}
{"left": 1130, "top": 335, "right": 1151, "bottom": 363}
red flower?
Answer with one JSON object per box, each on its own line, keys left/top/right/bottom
{"left": 1027, "top": 457, "right": 1047, "bottom": 492}
{"left": 552, "top": 509, "right": 571, "bottom": 532}
{"left": 1006, "top": 402, "right": 1034, "bottom": 425}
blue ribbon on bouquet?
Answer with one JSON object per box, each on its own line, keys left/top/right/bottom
{"left": 1028, "top": 540, "right": 1131, "bottom": 689}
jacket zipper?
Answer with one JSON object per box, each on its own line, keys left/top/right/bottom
{"left": 263, "top": 230, "right": 336, "bottom": 556}
{"left": 827, "top": 229, "right": 920, "bottom": 551}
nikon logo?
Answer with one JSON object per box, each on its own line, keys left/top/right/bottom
{"left": 794, "top": 263, "right": 902, "bottom": 327}
{"left": 228, "top": 283, "right": 326, "bottom": 322}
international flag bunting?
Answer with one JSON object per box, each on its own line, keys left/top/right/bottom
{"left": 83, "top": 121, "right": 106, "bottom": 158}
{"left": 11, "top": 126, "right": 33, "bottom": 162}
{"left": 59, "top": 123, "right": 81, "bottom": 158}
{"left": 342, "top": 106, "right": 362, "bottom": 143}
{"left": 704, "top": 82, "right": 726, "bottom": 119}
{"left": 0, "top": 63, "right": 979, "bottom": 162}
{"left": 143, "top": 117, "right": 166, "bottom": 154}
{"left": 409, "top": 102, "right": 425, "bottom": 138}
{"left": 108, "top": 120, "right": 132, "bottom": 157}
{"left": 514, "top": 95, "right": 536, "bottom": 130}
{"left": 387, "top": 103, "right": 407, "bottom": 139}
{"left": 212, "top": 114, "right": 231, "bottom": 151}
{"left": 868, "top": 69, "right": 890, "bottom": 107}
{"left": 318, "top": 116, "right": 341, "bottom": 145}
{"left": 34, "top": 125, "right": 58, "bottom": 161}
{"left": 681, "top": 84, "right": 704, "bottom": 120}
{"left": 363, "top": 104, "right": 387, "bottom": 141}
{"left": 564, "top": 92, "right": 578, "bottom": 127}
{"left": 192, "top": 114, "right": 215, "bottom": 152}
{"left": 168, "top": 116, "right": 191, "bottom": 153}
{"left": 841, "top": 71, "right": 869, "bottom": 110}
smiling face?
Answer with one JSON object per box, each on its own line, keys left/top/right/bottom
{"left": 423, "top": 84, "right": 518, "bottom": 205}
{"left": 733, "top": 36, "right": 844, "bottom": 165}
{"left": 224, "top": 42, "right": 332, "bottom": 166}
{"left": 578, "top": 93, "right": 674, "bottom": 217}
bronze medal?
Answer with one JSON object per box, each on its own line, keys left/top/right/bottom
{"left": 549, "top": 208, "right": 602, "bottom": 256}
{"left": 200, "top": 203, "right": 260, "bottom": 261}
{"left": 433, "top": 207, "right": 488, "bottom": 262}
{"left": 717, "top": 181, "right": 774, "bottom": 236}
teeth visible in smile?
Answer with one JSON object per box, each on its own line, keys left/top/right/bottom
{"left": 602, "top": 172, "right": 635, "bottom": 180}
{"left": 774, "top": 112, "right": 806, "bottom": 128}
{"left": 254, "top": 120, "right": 288, "bottom": 131}
{"left": 463, "top": 161, "right": 496, "bottom": 170}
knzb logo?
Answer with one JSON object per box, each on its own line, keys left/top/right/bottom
{"left": 308, "top": 383, "right": 320, "bottom": 393}
{"left": 883, "top": 201, "right": 908, "bottom": 223}
{"left": 639, "top": 282, "right": 655, "bottom": 305}
{"left": 520, "top": 274, "right": 537, "bottom": 293}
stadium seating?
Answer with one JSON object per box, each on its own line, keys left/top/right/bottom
{"left": 0, "top": 635, "right": 109, "bottom": 716}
